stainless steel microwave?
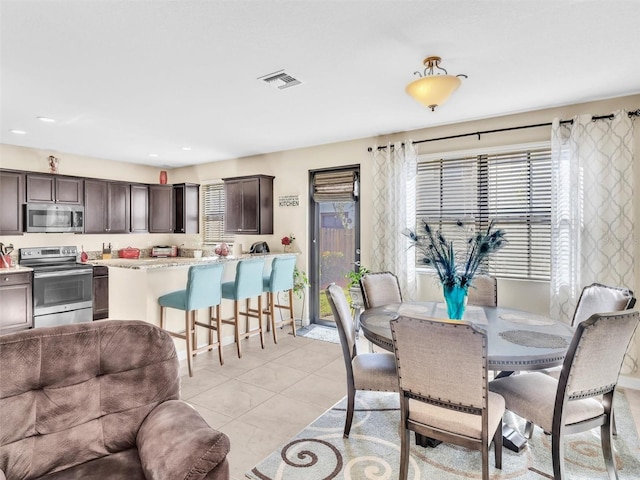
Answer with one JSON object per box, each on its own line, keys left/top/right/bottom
{"left": 25, "top": 203, "right": 85, "bottom": 233}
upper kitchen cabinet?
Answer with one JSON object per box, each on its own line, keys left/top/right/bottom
{"left": 173, "top": 183, "right": 199, "bottom": 234}
{"left": 149, "top": 185, "right": 173, "bottom": 233}
{"left": 0, "top": 170, "right": 24, "bottom": 235}
{"left": 130, "top": 184, "right": 149, "bottom": 233}
{"left": 223, "top": 175, "right": 274, "bottom": 234}
{"left": 26, "top": 173, "right": 83, "bottom": 204}
{"left": 84, "top": 180, "right": 130, "bottom": 234}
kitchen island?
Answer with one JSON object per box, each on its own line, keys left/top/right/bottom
{"left": 91, "top": 253, "right": 298, "bottom": 357}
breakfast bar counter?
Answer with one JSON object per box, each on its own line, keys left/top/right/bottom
{"left": 94, "top": 253, "right": 297, "bottom": 357}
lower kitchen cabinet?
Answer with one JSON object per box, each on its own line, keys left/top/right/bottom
{"left": 0, "top": 271, "right": 33, "bottom": 334}
{"left": 93, "top": 266, "right": 109, "bottom": 320}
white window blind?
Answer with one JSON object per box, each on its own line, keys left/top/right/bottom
{"left": 416, "top": 145, "right": 551, "bottom": 280}
{"left": 202, "top": 183, "right": 234, "bottom": 244}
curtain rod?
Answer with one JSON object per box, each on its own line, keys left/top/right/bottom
{"left": 367, "top": 108, "right": 640, "bottom": 152}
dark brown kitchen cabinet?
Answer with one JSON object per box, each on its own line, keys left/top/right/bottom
{"left": 0, "top": 170, "right": 24, "bottom": 235}
{"left": 84, "top": 180, "right": 130, "bottom": 233}
{"left": 26, "top": 173, "right": 83, "bottom": 204}
{"left": 130, "top": 184, "right": 149, "bottom": 233}
{"left": 149, "top": 185, "right": 174, "bottom": 233}
{"left": 223, "top": 175, "right": 274, "bottom": 234}
{"left": 173, "top": 183, "right": 199, "bottom": 234}
{"left": 92, "top": 266, "right": 109, "bottom": 320}
{"left": 0, "top": 271, "right": 33, "bottom": 334}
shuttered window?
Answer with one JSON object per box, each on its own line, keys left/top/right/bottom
{"left": 202, "top": 183, "right": 234, "bottom": 244}
{"left": 416, "top": 145, "right": 552, "bottom": 280}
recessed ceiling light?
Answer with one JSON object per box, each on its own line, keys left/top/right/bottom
{"left": 181, "top": 147, "right": 192, "bottom": 151}
{"left": 37, "top": 116, "right": 56, "bottom": 123}
{"left": 10, "top": 129, "right": 27, "bottom": 135}
{"left": 148, "top": 153, "right": 159, "bottom": 157}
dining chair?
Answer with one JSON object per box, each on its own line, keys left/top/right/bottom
{"left": 159, "top": 263, "right": 225, "bottom": 377}
{"left": 390, "top": 315, "right": 504, "bottom": 480}
{"left": 489, "top": 310, "right": 640, "bottom": 480}
{"left": 263, "top": 255, "right": 297, "bottom": 343}
{"left": 221, "top": 258, "right": 266, "bottom": 358}
{"left": 360, "top": 271, "right": 403, "bottom": 309}
{"left": 535, "top": 282, "right": 636, "bottom": 436}
{"left": 571, "top": 282, "right": 635, "bottom": 327}
{"left": 325, "top": 283, "right": 398, "bottom": 438}
{"left": 467, "top": 275, "right": 497, "bottom": 307}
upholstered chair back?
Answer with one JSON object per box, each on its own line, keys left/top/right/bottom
{"left": 222, "top": 259, "right": 265, "bottom": 300}
{"left": 563, "top": 310, "right": 639, "bottom": 398}
{"left": 467, "top": 275, "right": 498, "bottom": 307}
{"left": 326, "top": 283, "right": 357, "bottom": 362}
{"left": 186, "top": 263, "right": 224, "bottom": 310}
{"left": 360, "top": 271, "right": 403, "bottom": 309}
{"left": 571, "top": 283, "right": 635, "bottom": 327}
{"left": 0, "top": 320, "right": 179, "bottom": 480}
{"left": 266, "top": 256, "right": 296, "bottom": 292}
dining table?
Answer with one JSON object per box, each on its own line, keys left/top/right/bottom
{"left": 359, "top": 301, "right": 575, "bottom": 452}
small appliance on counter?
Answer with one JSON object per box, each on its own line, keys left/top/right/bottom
{"left": 102, "top": 243, "right": 112, "bottom": 260}
{"left": 249, "top": 241, "right": 270, "bottom": 254}
{"left": 119, "top": 247, "right": 141, "bottom": 259}
{"left": 151, "top": 245, "right": 178, "bottom": 257}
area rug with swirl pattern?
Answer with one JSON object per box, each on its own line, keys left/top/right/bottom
{"left": 247, "top": 390, "right": 640, "bottom": 479}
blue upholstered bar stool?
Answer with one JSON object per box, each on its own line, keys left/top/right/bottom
{"left": 159, "top": 263, "right": 224, "bottom": 377}
{"left": 221, "top": 258, "right": 266, "bottom": 358}
{"left": 263, "top": 256, "right": 297, "bottom": 343}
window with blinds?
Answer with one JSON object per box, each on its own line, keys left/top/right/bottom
{"left": 202, "top": 183, "right": 234, "bottom": 244}
{"left": 416, "top": 145, "right": 552, "bottom": 280}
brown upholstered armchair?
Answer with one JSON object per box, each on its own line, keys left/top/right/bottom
{"left": 0, "top": 320, "right": 230, "bottom": 480}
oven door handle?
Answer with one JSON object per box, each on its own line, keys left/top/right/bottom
{"left": 34, "top": 270, "right": 92, "bottom": 279}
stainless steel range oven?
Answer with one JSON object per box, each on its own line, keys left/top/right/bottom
{"left": 19, "top": 246, "right": 93, "bottom": 328}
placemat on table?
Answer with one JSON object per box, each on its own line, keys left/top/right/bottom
{"left": 500, "top": 329, "right": 569, "bottom": 348}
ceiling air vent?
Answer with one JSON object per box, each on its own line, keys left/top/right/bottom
{"left": 258, "top": 70, "right": 302, "bottom": 90}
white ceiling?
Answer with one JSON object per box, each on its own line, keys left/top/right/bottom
{"left": 2, "top": 0, "right": 639, "bottom": 168}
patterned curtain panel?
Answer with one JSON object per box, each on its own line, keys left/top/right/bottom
{"left": 550, "top": 111, "right": 636, "bottom": 373}
{"left": 370, "top": 141, "right": 417, "bottom": 300}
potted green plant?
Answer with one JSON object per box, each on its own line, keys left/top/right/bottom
{"left": 293, "top": 266, "right": 310, "bottom": 322}
{"left": 345, "top": 266, "right": 370, "bottom": 309}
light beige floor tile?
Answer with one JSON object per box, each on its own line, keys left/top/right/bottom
{"left": 187, "top": 402, "right": 234, "bottom": 430}
{"left": 314, "top": 356, "right": 347, "bottom": 381}
{"left": 270, "top": 347, "right": 338, "bottom": 374}
{"left": 281, "top": 372, "right": 347, "bottom": 410}
{"left": 236, "top": 361, "right": 308, "bottom": 393}
{"left": 236, "top": 392, "right": 328, "bottom": 438}
{"left": 179, "top": 370, "right": 231, "bottom": 400}
{"left": 302, "top": 338, "right": 342, "bottom": 356}
{"left": 188, "top": 378, "right": 276, "bottom": 418}
{"left": 219, "top": 419, "right": 287, "bottom": 480}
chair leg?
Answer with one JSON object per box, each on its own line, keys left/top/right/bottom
{"left": 493, "top": 420, "right": 503, "bottom": 469}
{"left": 611, "top": 408, "right": 617, "bottom": 436}
{"left": 185, "top": 311, "right": 193, "bottom": 377}
{"left": 192, "top": 310, "right": 198, "bottom": 354}
{"left": 344, "top": 384, "right": 355, "bottom": 438}
{"left": 257, "top": 294, "right": 265, "bottom": 349}
{"left": 481, "top": 442, "right": 489, "bottom": 480}
{"left": 269, "top": 292, "right": 278, "bottom": 344}
{"left": 234, "top": 300, "right": 242, "bottom": 358}
{"left": 524, "top": 420, "right": 534, "bottom": 439}
{"left": 214, "top": 305, "right": 224, "bottom": 365}
{"left": 601, "top": 394, "right": 617, "bottom": 479}
{"left": 288, "top": 287, "right": 296, "bottom": 337}
{"left": 245, "top": 298, "right": 251, "bottom": 334}
{"left": 399, "top": 425, "right": 410, "bottom": 480}
{"left": 207, "top": 306, "right": 214, "bottom": 350}
{"left": 551, "top": 429, "right": 566, "bottom": 480}
{"left": 160, "top": 306, "right": 166, "bottom": 329}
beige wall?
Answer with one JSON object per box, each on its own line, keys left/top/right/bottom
{"left": 2, "top": 94, "right": 640, "bottom": 378}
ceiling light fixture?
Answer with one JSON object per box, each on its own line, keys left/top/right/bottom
{"left": 37, "top": 116, "right": 56, "bottom": 123}
{"left": 405, "top": 56, "right": 467, "bottom": 111}
{"left": 10, "top": 129, "right": 27, "bottom": 135}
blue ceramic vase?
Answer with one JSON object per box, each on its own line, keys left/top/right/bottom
{"left": 443, "top": 284, "right": 468, "bottom": 320}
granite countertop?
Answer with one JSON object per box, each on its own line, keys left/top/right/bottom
{"left": 89, "top": 252, "right": 297, "bottom": 270}
{"left": 0, "top": 265, "right": 33, "bottom": 273}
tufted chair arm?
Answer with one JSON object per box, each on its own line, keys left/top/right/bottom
{"left": 137, "top": 400, "right": 230, "bottom": 480}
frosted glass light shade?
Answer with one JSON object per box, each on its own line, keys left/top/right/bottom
{"left": 405, "top": 75, "right": 461, "bottom": 111}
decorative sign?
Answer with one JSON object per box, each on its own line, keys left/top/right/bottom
{"left": 279, "top": 195, "right": 299, "bottom": 207}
